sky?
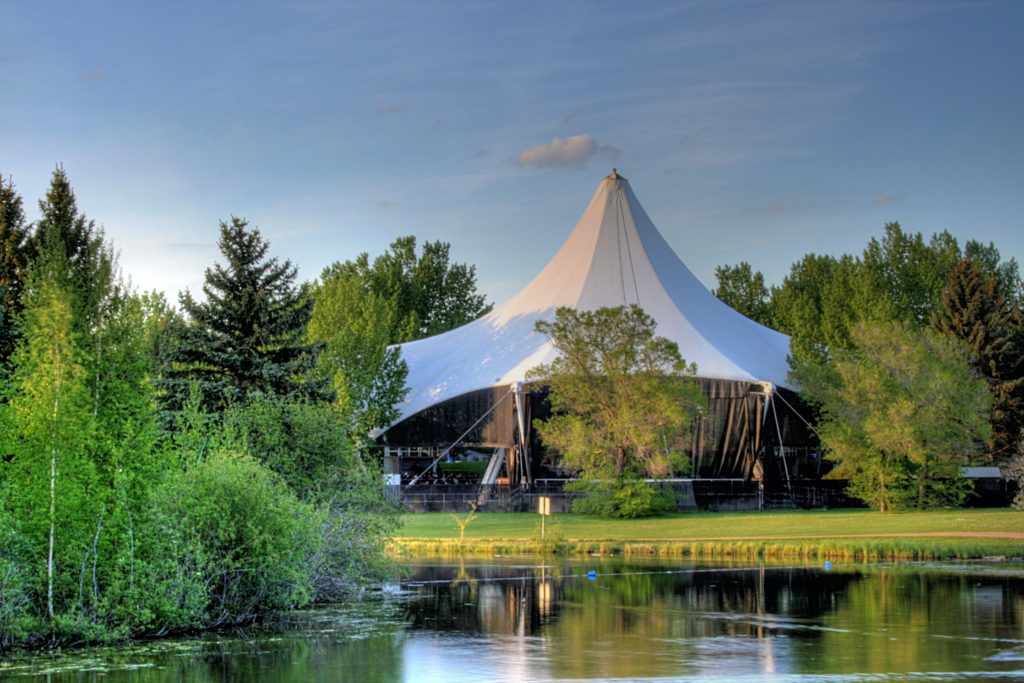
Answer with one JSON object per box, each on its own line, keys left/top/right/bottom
{"left": 2, "top": 1, "right": 1022, "bottom": 306}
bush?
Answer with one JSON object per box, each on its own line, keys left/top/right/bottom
{"left": 220, "top": 396, "right": 362, "bottom": 501}
{"left": 0, "top": 508, "right": 34, "bottom": 648}
{"left": 567, "top": 479, "right": 676, "bottom": 518}
{"left": 155, "top": 448, "right": 322, "bottom": 626}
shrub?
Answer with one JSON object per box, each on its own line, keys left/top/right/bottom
{"left": 0, "top": 508, "right": 34, "bottom": 647}
{"left": 568, "top": 479, "right": 676, "bottom": 518}
{"left": 155, "top": 448, "right": 322, "bottom": 626}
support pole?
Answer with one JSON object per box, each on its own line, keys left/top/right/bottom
{"left": 514, "top": 382, "right": 532, "bottom": 486}
{"left": 767, "top": 386, "right": 792, "bottom": 495}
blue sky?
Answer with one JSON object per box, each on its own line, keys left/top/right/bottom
{"left": 2, "top": 1, "right": 1022, "bottom": 305}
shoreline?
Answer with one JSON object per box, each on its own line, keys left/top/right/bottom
{"left": 388, "top": 535, "right": 1024, "bottom": 560}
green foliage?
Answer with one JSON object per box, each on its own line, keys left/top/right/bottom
{"left": 934, "top": 258, "right": 1024, "bottom": 462}
{"left": 713, "top": 261, "right": 773, "bottom": 325}
{"left": 792, "top": 321, "right": 991, "bottom": 511}
{"left": 307, "top": 262, "right": 408, "bottom": 449}
{"left": 340, "top": 235, "right": 491, "bottom": 344}
{"left": 155, "top": 448, "right": 321, "bottom": 625}
{"left": 171, "top": 391, "right": 399, "bottom": 603}
{"left": 769, "top": 223, "right": 1020, "bottom": 369}
{"left": 567, "top": 479, "right": 676, "bottom": 518}
{"left": 771, "top": 253, "right": 882, "bottom": 365}
{"left": 0, "top": 507, "right": 33, "bottom": 647}
{"left": 30, "top": 166, "right": 116, "bottom": 343}
{"left": 0, "top": 173, "right": 30, "bottom": 370}
{"left": 157, "top": 216, "right": 331, "bottom": 420}
{"left": 220, "top": 395, "right": 365, "bottom": 501}
{"left": 2, "top": 279, "right": 100, "bottom": 620}
{"left": 0, "top": 173, "right": 397, "bottom": 649}
{"left": 530, "top": 306, "right": 704, "bottom": 491}
{"left": 861, "top": 224, "right": 962, "bottom": 327}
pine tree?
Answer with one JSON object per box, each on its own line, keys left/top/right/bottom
{"left": 0, "top": 174, "right": 30, "bottom": 369}
{"left": 934, "top": 258, "right": 1024, "bottom": 462}
{"left": 30, "top": 166, "right": 115, "bottom": 338}
{"left": 158, "top": 216, "right": 331, "bottom": 419}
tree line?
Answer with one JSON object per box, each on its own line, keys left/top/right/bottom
{"left": 0, "top": 168, "right": 490, "bottom": 648}
{"left": 715, "top": 224, "right": 1023, "bottom": 510}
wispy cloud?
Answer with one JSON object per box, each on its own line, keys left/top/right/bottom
{"left": 599, "top": 144, "right": 621, "bottom": 161}
{"left": 374, "top": 103, "right": 407, "bottom": 115}
{"left": 516, "top": 134, "right": 598, "bottom": 168}
{"left": 872, "top": 194, "right": 902, "bottom": 206}
{"left": 78, "top": 68, "right": 106, "bottom": 82}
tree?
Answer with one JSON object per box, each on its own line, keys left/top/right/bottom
{"left": 346, "top": 236, "right": 491, "bottom": 343}
{"left": 791, "top": 321, "right": 991, "bottom": 511}
{"left": 713, "top": 261, "right": 772, "bottom": 325}
{"left": 770, "top": 253, "right": 879, "bottom": 365}
{"left": 158, "top": 217, "right": 332, "bottom": 418}
{"left": 307, "top": 262, "right": 408, "bottom": 449}
{"left": 30, "top": 166, "right": 116, "bottom": 340}
{"left": 528, "top": 305, "right": 705, "bottom": 516}
{"left": 0, "top": 174, "right": 30, "bottom": 370}
{"left": 933, "top": 258, "right": 1024, "bottom": 462}
{"left": 2, "top": 279, "right": 97, "bottom": 619}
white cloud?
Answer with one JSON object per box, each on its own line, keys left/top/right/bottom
{"left": 516, "top": 134, "right": 599, "bottom": 168}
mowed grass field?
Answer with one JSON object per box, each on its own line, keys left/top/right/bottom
{"left": 397, "top": 509, "right": 1024, "bottom": 541}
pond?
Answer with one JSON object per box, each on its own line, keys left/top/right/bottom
{"left": 3, "top": 558, "right": 1024, "bottom": 681}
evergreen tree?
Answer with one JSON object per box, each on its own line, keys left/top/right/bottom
{"left": 30, "top": 166, "right": 115, "bottom": 339}
{"left": 934, "top": 258, "right": 1024, "bottom": 462}
{"left": 158, "top": 216, "right": 331, "bottom": 418}
{"left": 0, "top": 174, "right": 30, "bottom": 369}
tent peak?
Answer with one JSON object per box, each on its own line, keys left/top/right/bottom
{"left": 606, "top": 168, "right": 626, "bottom": 181}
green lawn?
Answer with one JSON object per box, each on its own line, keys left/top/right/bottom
{"left": 397, "top": 509, "right": 1024, "bottom": 541}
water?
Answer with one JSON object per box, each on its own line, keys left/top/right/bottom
{"left": 4, "top": 558, "right": 1024, "bottom": 681}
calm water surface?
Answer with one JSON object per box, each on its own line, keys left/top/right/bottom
{"left": 3, "top": 558, "right": 1024, "bottom": 681}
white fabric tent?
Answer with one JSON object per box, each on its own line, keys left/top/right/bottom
{"left": 388, "top": 170, "right": 792, "bottom": 434}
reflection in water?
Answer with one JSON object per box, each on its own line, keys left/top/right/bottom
{"left": 401, "top": 559, "right": 1024, "bottom": 680}
{"left": 6, "top": 559, "right": 1024, "bottom": 681}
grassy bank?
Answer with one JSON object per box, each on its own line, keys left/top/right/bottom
{"left": 391, "top": 509, "right": 1024, "bottom": 560}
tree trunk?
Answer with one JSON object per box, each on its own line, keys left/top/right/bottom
{"left": 48, "top": 441, "right": 56, "bottom": 620}
{"left": 879, "top": 468, "right": 887, "bottom": 513}
{"left": 47, "top": 355, "right": 65, "bottom": 620}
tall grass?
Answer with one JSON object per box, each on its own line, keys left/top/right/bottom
{"left": 390, "top": 537, "right": 1023, "bottom": 561}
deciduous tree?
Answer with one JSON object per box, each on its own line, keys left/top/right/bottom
{"left": 307, "top": 262, "right": 408, "bottom": 449}
{"left": 345, "top": 236, "right": 491, "bottom": 343}
{"left": 713, "top": 261, "right": 772, "bottom": 325}
{"left": 792, "top": 321, "right": 991, "bottom": 511}
{"left": 528, "top": 305, "right": 704, "bottom": 516}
